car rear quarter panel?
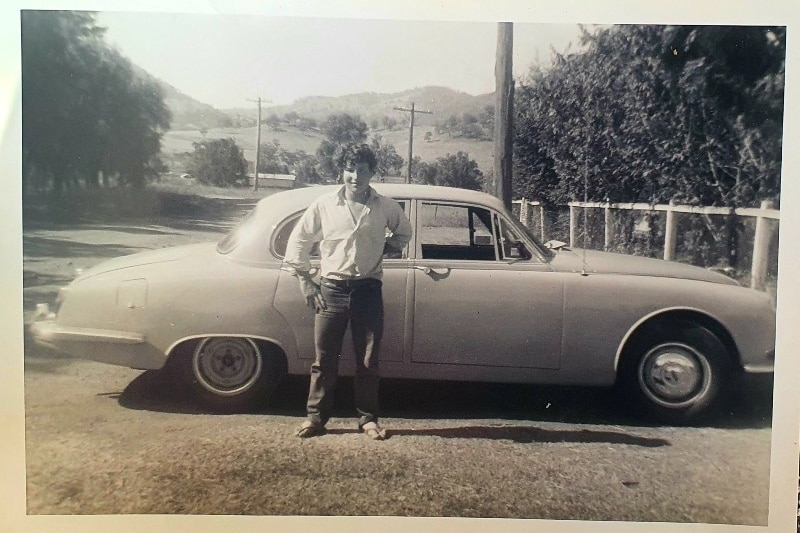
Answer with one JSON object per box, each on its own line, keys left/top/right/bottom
{"left": 559, "top": 272, "right": 776, "bottom": 385}
{"left": 56, "top": 252, "right": 296, "bottom": 369}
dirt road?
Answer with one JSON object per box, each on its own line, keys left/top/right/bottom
{"left": 21, "top": 191, "right": 776, "bottom": 522}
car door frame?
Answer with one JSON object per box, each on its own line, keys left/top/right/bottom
{"left": 406, "top": 198, "right": 564, "bottom": 371}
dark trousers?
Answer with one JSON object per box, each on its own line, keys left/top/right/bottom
{"left": 307, "top": 278, "right": 384, "bottom": 427}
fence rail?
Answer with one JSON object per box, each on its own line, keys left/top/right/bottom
{"left": 513, "top": 199, "right": 779, "bottom": 291}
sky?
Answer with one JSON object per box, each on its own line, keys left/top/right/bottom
{"left": 95, "top": 11, "right": 584, "bottom": 109}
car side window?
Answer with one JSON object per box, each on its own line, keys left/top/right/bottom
{"left": 495, "top": 215, "right": 533, "bottom": 261}
{"left": 382, "top": 200, "right": 410, "bottom": 259}
{"left": 418, "top": 202, "right": 497, "bottom": 261}
{"left": 272, "top": 213, "right": 319, "bottom": 259}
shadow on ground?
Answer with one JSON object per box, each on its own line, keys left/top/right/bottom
{"left": 115, "top": 368, "right": 774, "bottom": 430}
{"left": 323, "top": 425, "right": 671, "bottom": 447}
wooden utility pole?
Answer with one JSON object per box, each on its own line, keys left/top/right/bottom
{"left": 393, "top": 102, "right": 432, "bottom": 183}
{"left": 494, "top": 22, "right": 514, "bottom": 209}
{"left": 248, "top": 97, "right": 270, "bottom": 191}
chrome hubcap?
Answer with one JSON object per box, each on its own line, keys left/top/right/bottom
{"left": 638, "top": 342, "right": 711, "bottom": 408}
{"left": 193, "top": 337, "right": 262, "bottom": 395}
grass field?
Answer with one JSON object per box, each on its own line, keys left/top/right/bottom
{"left": 161, "top": 124, "right": 495, "bottom": 176}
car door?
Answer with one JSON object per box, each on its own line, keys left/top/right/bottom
{"left": 271, "top": 203, "right": 411, "bottom": 363}
{"left": 410, "top": 200, "right": 563, "bottom": 369}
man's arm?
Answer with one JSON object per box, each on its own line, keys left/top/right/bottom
{"left": 282, "top": 204, "right": 320, "bottom": 276}
{"left": 384, "top": 200, "right": 413, "bottom": 253}
{"left": 282, "top": 204, "right": 325, "bottom": 310}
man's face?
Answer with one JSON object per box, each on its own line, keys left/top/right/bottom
{"left": 342, "top": 161, "right": 374, "bottom": 196}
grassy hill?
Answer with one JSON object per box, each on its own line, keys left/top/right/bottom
{"left": 222, "top": 86, "right": 494, "bottom": 128}
{"left": 158, "top": 84, "right": 495, "bottom": 176}
{"left": 161, "top": 123, "right": 494, "bottom": 177}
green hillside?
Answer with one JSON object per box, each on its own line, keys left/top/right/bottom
{"left": 222, "top": 86, "right": 494, "bottom": 128}
{"left": 159, "top": 84, "right": 495, "bottom": 177}
{"left": 161, "top": 123, "right": 494, "bottom": 176}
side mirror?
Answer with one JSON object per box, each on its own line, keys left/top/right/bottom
{"left": 544, "top": 240, "right": 567, "bottom": 251}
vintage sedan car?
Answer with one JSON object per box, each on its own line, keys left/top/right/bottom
{"left": 30, "top": 184, "right": 776, "bottom": 423}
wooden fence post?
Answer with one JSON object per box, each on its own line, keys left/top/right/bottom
{"left": 540, "top": 204, "right": 546, "bottom": 243}
{"left": 519, "top": 198, "right": 530, "bottom": 227}
{"left": 724, "top": 207, "right": 738, "bottom": 268}
{"left": 604, "top": 202, "right": 614, "bottom": 251}
{"left": 569, "top": 205, "right": 578, "bottom": 248}
{"left": 664, "top": 200, "right": 678, "bottom": 261}
{"left": 751, "top": 199, "right": 775, "bottom": 290}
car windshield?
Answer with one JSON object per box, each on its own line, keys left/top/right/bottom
{"left": 217, "top": 208, "right": 259, "bottom": 254}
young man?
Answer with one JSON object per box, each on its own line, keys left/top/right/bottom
{"left": 282, "top": 144, "right": 413, "bottom": 440}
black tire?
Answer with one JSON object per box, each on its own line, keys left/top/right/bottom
{"left": 618, "top": 320, "right": 732, "bottom": 424}
{"left": 171, "top": 337, "right": 286, "bottom": 413}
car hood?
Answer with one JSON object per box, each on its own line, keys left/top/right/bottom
{"left": 73, "top": 242, "right": 216, "bottom": 282}
{"left": 549, "top": 248, "right": 739, "bottom": 285}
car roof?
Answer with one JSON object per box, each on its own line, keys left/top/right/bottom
{"left": 256, "top": 183, "right": 510, "bottom": 215}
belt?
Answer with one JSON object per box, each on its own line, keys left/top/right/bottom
{"left": 321, "top": 277, "right": 381, "bottom": 289}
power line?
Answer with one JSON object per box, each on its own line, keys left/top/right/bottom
{"left": 247, "top": 96, "right": 271, "bottom": 191}
{"left": 393, "top": 102, "right": 433, "bottom": 183}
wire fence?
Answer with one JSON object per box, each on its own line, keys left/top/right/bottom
{"left": 512, "top": 199, "right": 780, "bottom": 294}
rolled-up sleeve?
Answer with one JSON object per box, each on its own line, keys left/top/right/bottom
{"left": 282, "top": 202, "right": 321, "bottom": 276}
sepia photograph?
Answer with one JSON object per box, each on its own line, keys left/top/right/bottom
{"left": 3, "top": 1, "right": 799, "bottom": 532}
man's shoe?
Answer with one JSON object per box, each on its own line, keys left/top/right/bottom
{"left": 359, "top": 421, "right": 387, "bottom": 441}
{"left": 296, "top": 420, "right": 326, "bottom": 438}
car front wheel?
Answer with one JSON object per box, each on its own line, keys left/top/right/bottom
{"left": 619, "top": 321, "right": 732, "bottom": 424}
{"left": 173, "top": 337, "right": 285, "bottom": 413}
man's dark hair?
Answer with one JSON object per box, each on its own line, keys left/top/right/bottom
{"left": 341, "top": 143, "right": 377, "bottom": 173}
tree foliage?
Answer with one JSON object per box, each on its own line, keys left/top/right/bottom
{"left": 412, "top": 152, "right": 484, "bottom": 191}
{"left": 187, "top": 138, "right": 248, "bottom": 187}
{"left": 315, "top": 113, "right": 369, "bottom": 180}
{"left": 513, "top": 25, "right": 785, "bottom": 208}
{"left": 370, "top": 135, "right": 404, "bottom": 177}
{"left": 435, "top": 107, "right": 494, "bottom": 141}
{"left": 21, "top": 11, "right": 171, "bottom": 195}
{"left": 257, "top": 140, "right": 321, "bottom": 185}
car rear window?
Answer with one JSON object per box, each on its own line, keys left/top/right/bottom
{"left": 217, "top": 208, "right": 258, "bottom": 254}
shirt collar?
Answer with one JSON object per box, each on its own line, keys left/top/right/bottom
{"left": 335, "top": 185, "right": 378, "bottom": 205}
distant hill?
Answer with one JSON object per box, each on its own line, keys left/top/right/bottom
{"left": 159, "top": 81, "right": 233, "bottom": 131}
{"left": 222, "top": 86, "right": 495, "bottom": 128}
{"left": 153, "top": 80, "right": 496, "bottom": 174}
{"left": 130, "top": 64, "right": 233, "bottom": 131}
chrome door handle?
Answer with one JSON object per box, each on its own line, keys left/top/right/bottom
{"left": 413, "top": 265, "right": 451, "bottom": 278}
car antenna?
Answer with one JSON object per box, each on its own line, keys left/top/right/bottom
{"left": 581, "top": 157, "right": 589, "bottom": 276}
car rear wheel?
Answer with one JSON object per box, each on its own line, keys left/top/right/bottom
{"left": 173, "top": 337, "right": 286, "bottom": 413}
{"left": 619, "top": 321, "right": 732, "bottom": 424}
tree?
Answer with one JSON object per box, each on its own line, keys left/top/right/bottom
{"left": 433, "top": 152, "right": 485, "bottom": 190}
{"left": 21, "top": 11, "right": 170, "bottom": 195}
{"left": 370, "top": 135, "right": 404, "bottom": 178}
{"left": 315, "top": 113, "right": 369, "bottom": 180}
{"left": 257, "top": 140, "right": 290, "bottom": 174}
{"left": 187, "top": 138, "right": 248, "bottom": 187}
{"left": 284, "top": 111, "right": 299, "bottom": 124}
{"left": 411, "top": 157, "right": 437, "bottom": 185}
{"left": 411, "top": 152, "right": 484, "bottom": 190}
{"left": 513, "top": 24, "right": 784, "bottom": 207}
{"left": 291, "top": 151, "right": 321, "bottom": 185}
{"left": 265, "top": 113, "right": 281, "bottom": 131}
{"left": 382, "top": 115, "right": 398, "bottom": 131}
